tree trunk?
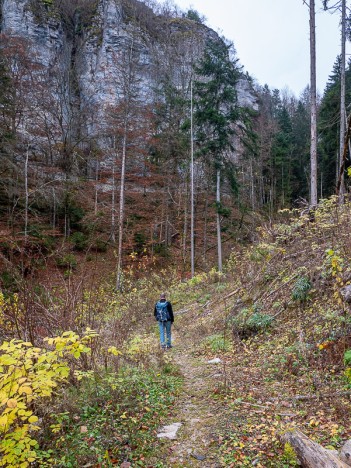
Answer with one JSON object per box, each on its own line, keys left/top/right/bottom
{"left": 182, "top": 182, "right": 188, "bottom": 265}
{"left": 203, "top": 192, "right": 208, "bottom": 262}
{"left": 94, "top": 159, "right": 99, "bottom": 216}
{"left": 116, "top": 132, "right": 127, "bottom": 291}
{"left": 111, "top": 158, "right": 116, "bottom": 243}
{"left": 190, "top": 79, "right": 195, "bottom": 277}
{"left": 282, "top": 430, "right": 350, "bottom": 467}
{"left": 339, "top": 0, "right": 346, "bottom": 201}
{"left": 52, "top": 187, "right": 56, "bottom": 229}
{"left": 309, "top": 0, "right": 318, "bottom": 207}
{"left": 216, "top": 168, "right": 222, "bottom": 272}
{"left": 24, "top": 144, "right": 29, "bottom": 239}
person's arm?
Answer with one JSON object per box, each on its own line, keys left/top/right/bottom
{"left": 167, "top": 302, "right": 174, "bottom": 323}
{"left": 154, "top": 305, "right": 158, "bottom": 320}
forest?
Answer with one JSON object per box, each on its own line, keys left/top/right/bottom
{"left": 1, "top": 0, "right": 351, "bottom": 467}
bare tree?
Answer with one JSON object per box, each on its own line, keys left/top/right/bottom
{"left": 304, "top": 0, "right": 318, "bottom": 207}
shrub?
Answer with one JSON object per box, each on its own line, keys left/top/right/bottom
{"left": 231, "top": 309, "right": 274, "bottom": 339}
{"left": 0, "top": 330, "right": 96, "bottom": 467}
{"left": 92, "top": 239, "right": 108, "bottom": 252}
{"left": 70, "top": 232, "right": 88, "bottom": 251}
{"left": 291, "top": 276, "right": 311, "bottom": 302}
{"left": 56, "top": 254, "right": 77, "bottom": 270}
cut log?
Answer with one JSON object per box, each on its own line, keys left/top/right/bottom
{"left": 282, "top": 430, "right": 349, "bottom": 467}
{"left": 340, "top": 440, "right": 351, "bottom": 466}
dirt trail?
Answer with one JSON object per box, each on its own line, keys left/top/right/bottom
{"left": 157, "top": 331, "right": 226, "bottom": 467}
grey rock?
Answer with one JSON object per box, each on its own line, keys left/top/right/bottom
{"left": 207, "top": 358, "right": 221, "bottom": 364}
{"left": 341, "top": 285, "right": 351, "bottom": 303}
{"left": 157, "top": 422, "right": 182, "bottom": 440}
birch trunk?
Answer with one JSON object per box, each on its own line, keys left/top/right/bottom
{"left": 24, "top": 145, "right": 29, "bottom": 239}
{"left": 216, "top": 168, "right": 222, "bottom": 272}
{"left": 111, "top": 160, "right": 116, "bottom": 243}
{"left": 116, "top": 132, "right": 127, "bottom": 291}
{"left": 338, "top": 0, "right": 346, "bottom": 201}
{"left": 309, "top": 0, "right": 318, "bottom": 207}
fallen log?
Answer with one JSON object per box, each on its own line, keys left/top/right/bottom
{"left": 282, "top": 430, "right": 351, "bottom": 467}
{"left": 293, "top": 391, "right": 351, "bottom": 401}
{"left": 340, "top": 440, "right": 351, "bottom": 465}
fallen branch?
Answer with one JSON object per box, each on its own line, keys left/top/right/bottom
{"left": 282, "top": 430, "right": 351, "bottom": 467}
{"left": 293, "top": 391, "right": 351, "bottom": 401}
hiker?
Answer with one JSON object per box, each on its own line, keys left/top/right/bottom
{"left": 154, "top": 293, "right": 174, "bottom": 349}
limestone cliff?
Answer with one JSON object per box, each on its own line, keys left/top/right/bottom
{"left": 1, "top": 0, "right": 257, "bottom": 123}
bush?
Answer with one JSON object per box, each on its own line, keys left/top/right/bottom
{"left": 91, "top": 239, "right": 108, "bottom": 252}
{"left": 56, "top": 254, "right": 77, "bottom": 270}
{"left": 70, "top": 232, "right": 88, "bottom": 251}
{"left": 291, "top": 276, "right": 311, "bottom": 302}
{"left": 0, "top": 331, "right": 94, "bottom": 467}
{"left": 231, "top": 309, "right": 274, "bottom": 339}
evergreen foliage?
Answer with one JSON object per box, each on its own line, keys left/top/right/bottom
{"left": 318, "top": 58, "right": 351, "bottom": 196}
{"left": 194, "top": 38, "right": 242, "bottom": 171}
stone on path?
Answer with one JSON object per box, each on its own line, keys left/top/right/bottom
{"left": 191, "top": 453, "right": 207, "bottom": 461}
{"left": 207, "top": 357, "right": 221, "bottom": 364}
{"left": 157, "top": 422, "right": 182, "bottom": 439}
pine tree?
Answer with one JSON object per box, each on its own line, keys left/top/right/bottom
{"left": 291, "top": 98, "right": 310, "bottom": 200}
{"left": 271, "top": 106, "right": 293, "bottom": 207}
{"left": 194, "top": 38, "right": 242, "bottom": 272}
{"left": 318, "top": 58, "right": 351, "bottom": 196}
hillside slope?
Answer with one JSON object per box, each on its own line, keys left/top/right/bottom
{"left": 144, "top": 197, "right": 351, "bottom": 466}
{"left": 2, "top": 197, "right": 351, "bottom": 467}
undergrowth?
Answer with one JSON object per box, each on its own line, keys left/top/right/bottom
{"left": 38, "top": 366, "right": 182, "bottom": 467}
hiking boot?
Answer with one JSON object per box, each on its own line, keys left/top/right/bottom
{"left": 166, "top": 345, "right": 173, "bottom": 349}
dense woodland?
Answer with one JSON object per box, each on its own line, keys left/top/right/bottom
{"left": 0, "top": 0, "right": 349, "bottom": 280}
{"left": 1, "top": 0, "right": 351, "bottom": 467}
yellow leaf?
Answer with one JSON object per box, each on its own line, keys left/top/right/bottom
{"left": 0, "top": 414, "right": 8, "bottom": 427}
{"left": 28, "top": 415, "right": 38, "bottom": 423}
{"left": 7, "top": 398, "right": 17, "bottom": 408}
{"left": 19, "top": 386, "right": 32, "bottom": 395}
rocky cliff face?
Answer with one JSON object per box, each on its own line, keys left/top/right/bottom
{"left": 1, "top": 0, "right": 257, "bottom": 110}
{"left": 1, "top": 1, "right": 213, "bottom": 115}
{"left": 1, "top": 0, "right": 258, "bottom": 169}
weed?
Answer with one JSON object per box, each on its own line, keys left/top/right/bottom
{"left": 203, "top": 334, "right": 232, "bottom": 352}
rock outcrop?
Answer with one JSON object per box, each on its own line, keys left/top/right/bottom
{"left": 1, "top": 0, "right": 257, "bottom": 116}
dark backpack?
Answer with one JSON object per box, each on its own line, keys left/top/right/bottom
{"left": 156, "top": 301, "right": 169, "bottom": 322}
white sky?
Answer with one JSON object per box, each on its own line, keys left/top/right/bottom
{"left": 170, "top": 0, "right": 344, "bottom": 97}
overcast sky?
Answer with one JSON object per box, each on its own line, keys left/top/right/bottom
{"left": 170, "top": 0, "right": 344, "bottom": 97}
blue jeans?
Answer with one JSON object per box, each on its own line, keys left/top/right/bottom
{"left": 158, "top": 320, "right": 172, "bottom": 347}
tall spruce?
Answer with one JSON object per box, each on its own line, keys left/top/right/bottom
{"left": 194, "top": 38, "right": 242, "bottom": 272}
{"left": 319, "top": 58, "right": 351, "bottom": 196}
{"left": 323, "top": 0, "right": 349, "bottom": 197}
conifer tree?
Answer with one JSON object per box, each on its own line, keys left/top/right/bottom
{"left": 319, "top": 58, "right": 351, "bottom": 196}
{"left": 323, "top": 0, "right": 349, "bottom": 197}
{"left": 194, "top": 38, "right": 242, "bottom": 272}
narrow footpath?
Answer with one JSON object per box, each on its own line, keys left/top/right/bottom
{"left": 155, "top": 330, "right": 227, "bottom": 467}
